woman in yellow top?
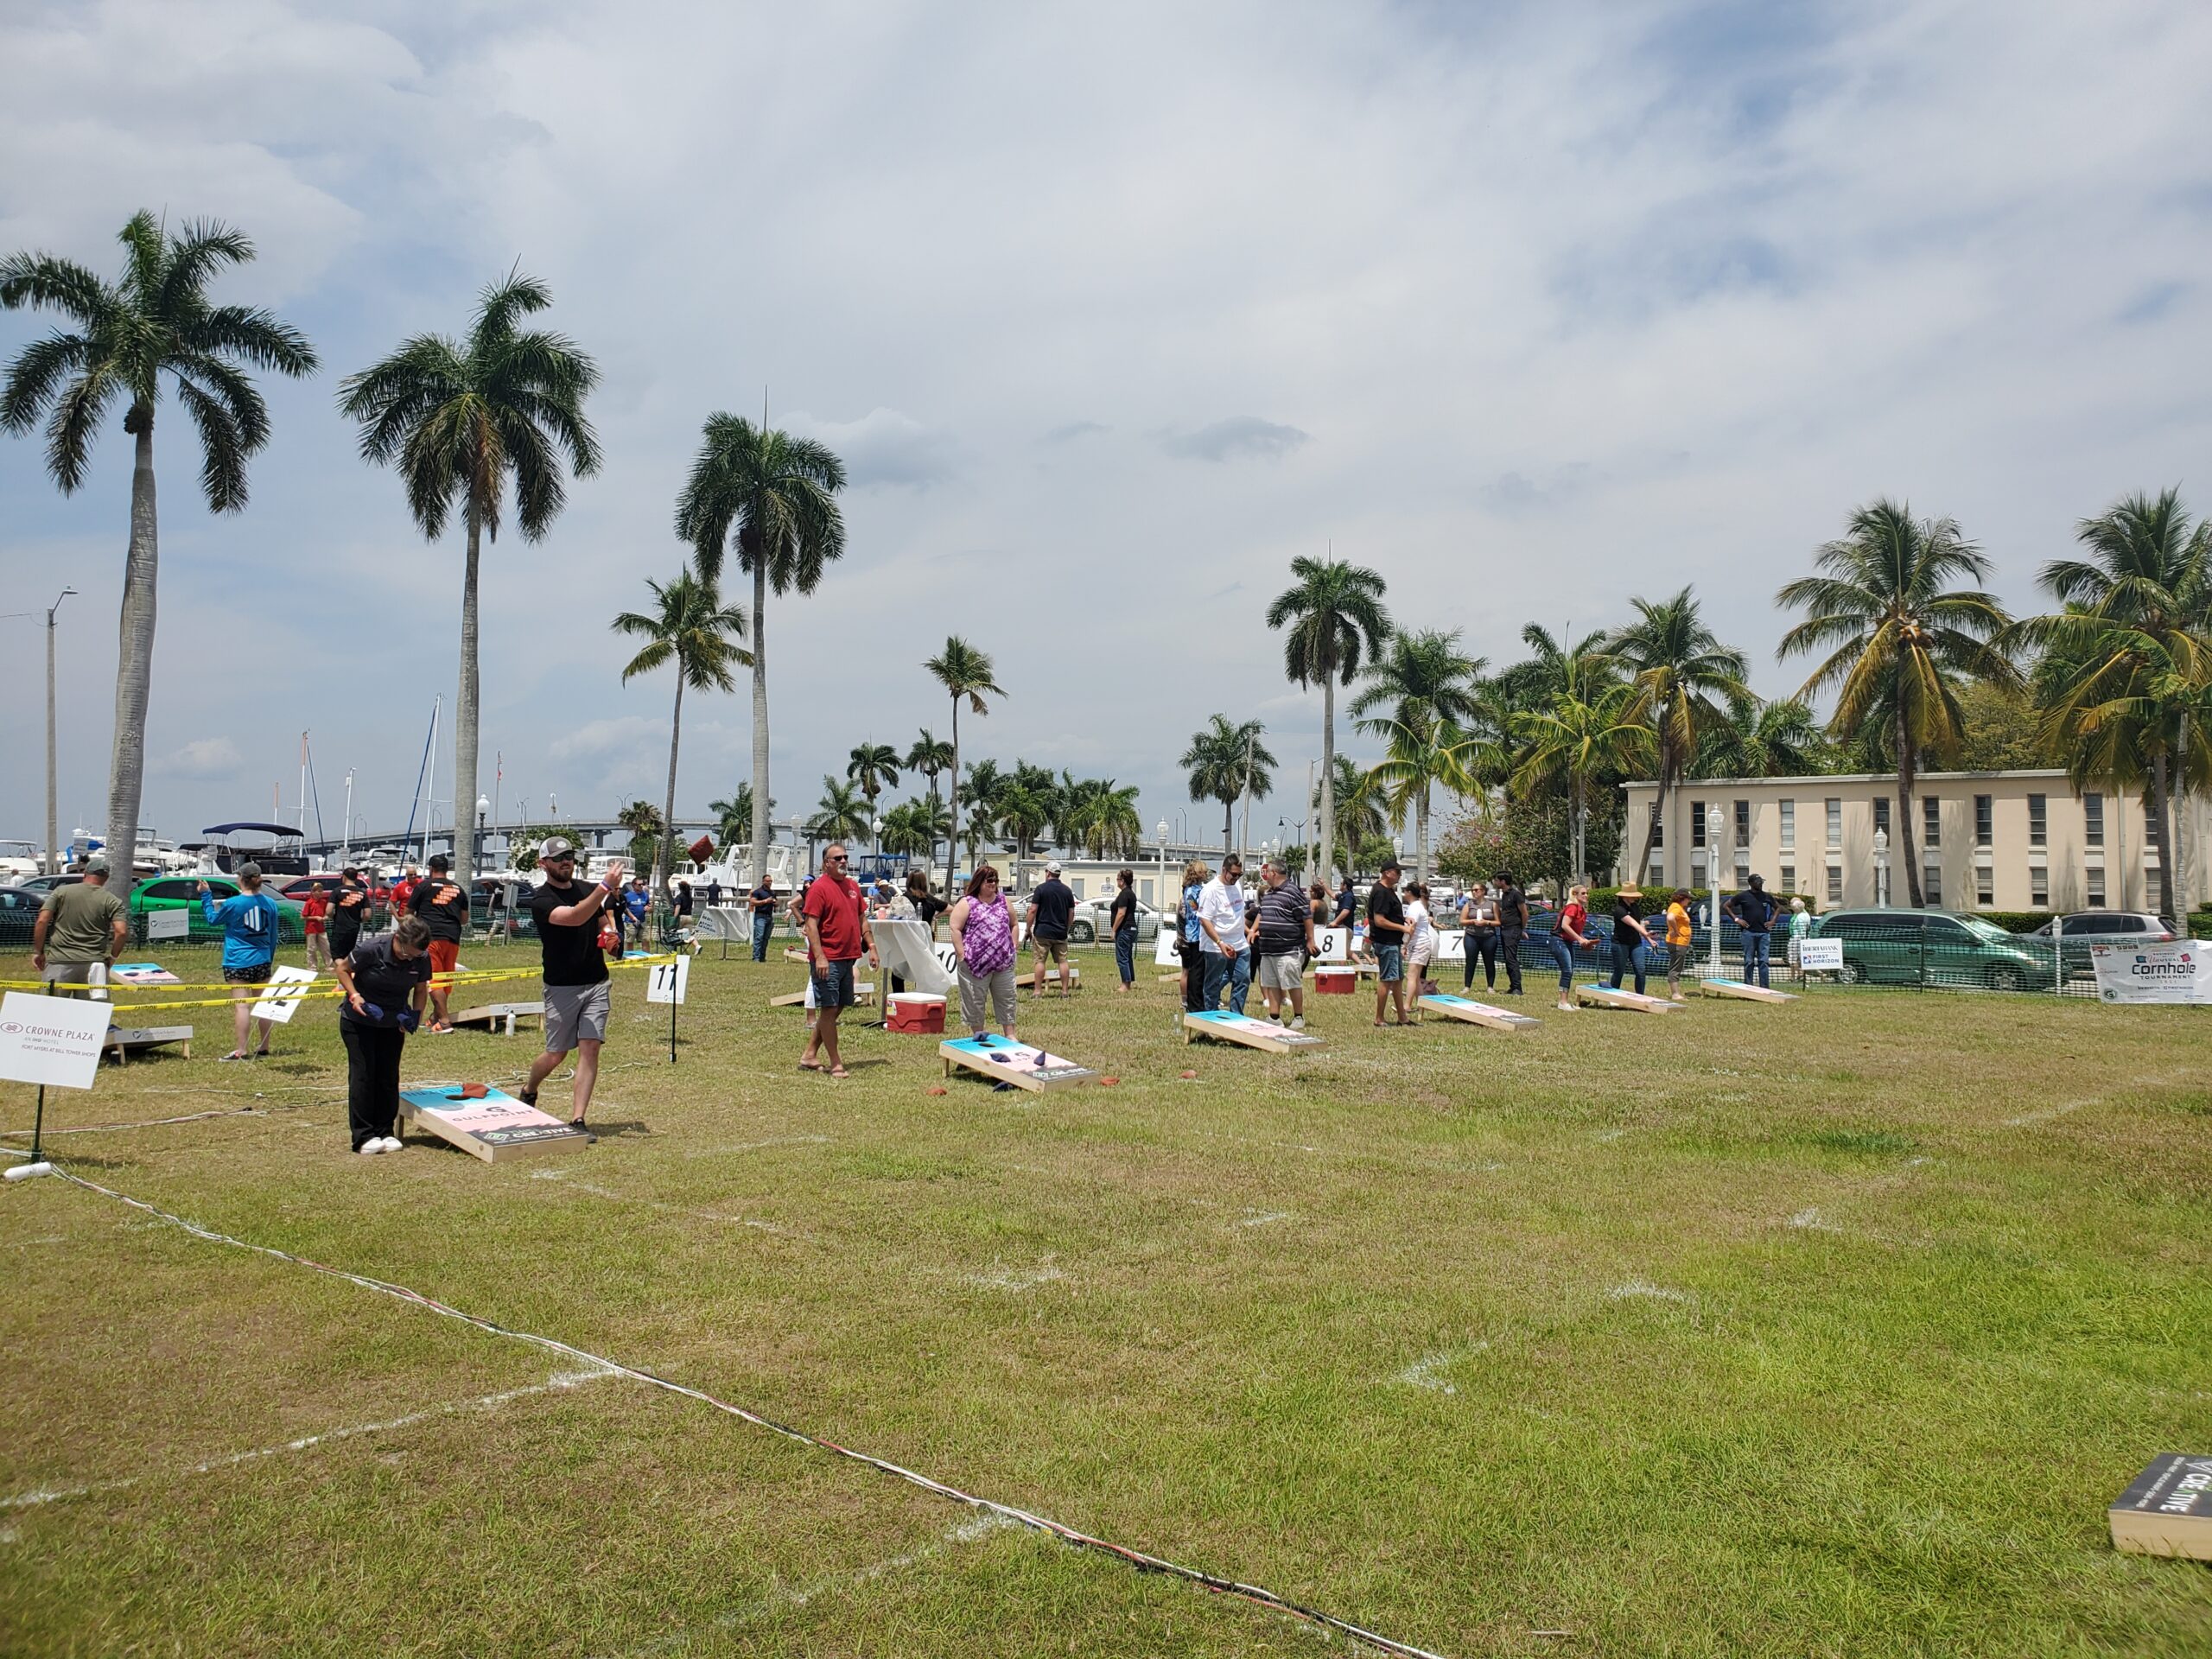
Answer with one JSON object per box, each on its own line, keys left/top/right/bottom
{"left": 1663, "top": 887, "right": 1695, "bottom": 1001}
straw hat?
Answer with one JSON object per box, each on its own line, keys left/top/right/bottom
{"left": 1615, "top": 884, "right": 1643, "bottom": 900}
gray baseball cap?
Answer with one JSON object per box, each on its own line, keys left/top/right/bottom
{"left": 83, "top": 853, "right": 111, "bottom": 875}
{"left": 538, "top": 836, "right": 579, "bottom": 862}
{"left": 235, "top": 860, "right": 262, "bottom": 880}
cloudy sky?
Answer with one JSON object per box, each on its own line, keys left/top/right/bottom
{"left": 3, "top": 0, "right": 2210, "bottom": 853}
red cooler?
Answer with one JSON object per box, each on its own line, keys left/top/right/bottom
{"left": 887, "top": 993, "right": 946, "bottom": 1033}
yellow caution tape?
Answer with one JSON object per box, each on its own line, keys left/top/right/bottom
{"left": 7, "top": 952, "right": 682, "bottom": 997}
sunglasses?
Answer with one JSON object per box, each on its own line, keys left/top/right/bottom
{"left": 827, "top": 855, "right": 849, "bottom": 862}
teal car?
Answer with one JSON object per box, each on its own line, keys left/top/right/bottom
{"left": 1808, "top": 907, "right": 2055, "bottom": 990}
{"left": 127, "top": 875, "right": 306, "bottom": 944}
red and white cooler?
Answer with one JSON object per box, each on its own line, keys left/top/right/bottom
{"left": 1313, "top": 965, "right": 1358, "bottom": 995}
{"left": 887, "top": 993, "right": 947, "bottom": 1033}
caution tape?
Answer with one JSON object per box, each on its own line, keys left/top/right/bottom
{"left": 7, "top": 954, "right": 684, "bottom": 1014}
{"left": 3, "top": 952, "right": 681, "bottom": 996}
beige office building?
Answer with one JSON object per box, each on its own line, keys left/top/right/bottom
{"left": 1619, "top": 770, "right": 2209, "bottom": 914}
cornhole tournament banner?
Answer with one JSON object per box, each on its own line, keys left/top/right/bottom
{"left": 2090, "top": 941, "right": 2212, "bottom": 1005}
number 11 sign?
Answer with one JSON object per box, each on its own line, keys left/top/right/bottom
{"left": 645, "top": 955, "right": 690, "bottom": 1065}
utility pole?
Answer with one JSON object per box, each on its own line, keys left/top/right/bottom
{"left": 1237, "top": 729, "right": 1254, "bottom": 864}
{"left": 342, "top": 770, "right": 354, "bottom": 862}
{"left": 44, "top": 588, "right": 76, "bottom": 875}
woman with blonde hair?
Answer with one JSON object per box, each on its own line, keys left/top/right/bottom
{"left": 1178, "top": 856, "right": 1211, "bottom": 1014}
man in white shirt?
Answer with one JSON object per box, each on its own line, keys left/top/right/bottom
{"left": 1196, "top": 853, "right": 1251, "bottom": 1014}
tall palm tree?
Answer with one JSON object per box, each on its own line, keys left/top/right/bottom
{"left": 963, "top": 799, "right": 999, "bottom": 872}
{"left": 847, "top": 741, "right": 901, "bottom": 849}
{"left": 1691, "top": 695, "right": 1828, "bottom": 779}
{"left": 1777, "top": 500, "right": 2017, "bottom": 907}
{"left": 1512, "top": 659, "right": 1655, "bottom": 883}
{"left": 2025, "top": 488, "right": 2212, "bottom": 919}
{"left": 925, "top": 636, "right": 1003, "bottom": 892}
{"left": 1351, "top": 629, "right": 1486, "bottom": 880}
{"left": 995, "top": 782, "right": 1050, "bottom": 865}
{"left": 1180, "top": 714, "right": 1278, "bottom": 854}
{"left": 906, "top": 729, "right": 953, "bottom": 810}
{"left": 2, "top": 211, "right": 317, "bottom": 855}
{"left": 809, "top": 777, "right": 870, "bottom": 844}
{"left": 1607, "top": 588, "right": 1750, "bottom": 882}
{"left": 675, "top": 414, "right": 848, "bottom": 890}
{"left": 1268, "top": 556, "right": 1390, "bottom": 882}
{"left": 340, "top": 270, "right": 599, "bottom": 887}
{"left": 709, "top": 786, "right": 768, "bottom": 854}
{"left": 880, "top": 798, "right": 949, "bottom": 859}
{"left": 1313, "top": 753, "right": 1389, "bottom": 872}
{"left": 1495, "top": 622, "right": 1611, "bottom": 709}
{"left": 612, "top": 569, "right": 749, "bottom": 893}
{"left": 618, "top": 799, "right": 666, "bottom": 871}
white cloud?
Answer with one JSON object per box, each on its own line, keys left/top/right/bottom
{"left": 1160, "top": 416, "right": 1311, "bottom": 463}
{"left": 151, "top": 738, "right": 245, "bottom": 779}
{"left": 784, "top": 408, "right": 958, "bottom": 489}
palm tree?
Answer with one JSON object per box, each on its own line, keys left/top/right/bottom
{"left": 847, "top": 741, "right": 901, "bottom": 849}
{"left": 2, "top": 211, "right": 318, "bottom": 854}
{"left": 1313, "top": 754, "right": 1389, "bottom": 869}
{"left": 339, "top": 270, "right": 599, "bottom": 887}
{"left": 809, "top": 777, "right": 870, "bottom": 844}
{"left": 2025, "top": 488, "right": 2212, "bottom": 919}
{"left": 880, "top": 798, "right": 947, "bottom": 860}
{"left": 1777, "top": 500, "right": 2017, "bottom": 907}
{"left": 709, "top": 787, "right": 766, "bottom": 855}
{"left": 995, "top": 783, "right": 1049, "bottom": 866}
{"left": 612, "top": 569, "right": 750, "bottom": 894}
{"left": 675, "top": 414, "right": 848, "bottom": 890}
{"left": 1691, "top": 696, "right": 1828, "bottom": 779}
{"left": 1057, "top": 776, "right": 1143, "bottom": 859}
{"left": 1268, "top": 556, "right": 1392, "bottom": 882}
{"left": 1607, "top": 588, "right": 1750, "bottom": 882}
{"left": 1512, "top": 659, "right": 1655, "bottom": 883}
{"left": 963, "top": 799, "right": 999, "bottom": 873}
{"left": 1180, "top": 715, "right": 1278, "bottom": 854}
{"left": 906, "top": 730, "right": 953, "bottom": 810}
{"left": 618, "top": 800, "right": 666, "bottom": 870}
{"left": 925, "top": 636, "right": 1004, "bottom": 893}
{"left": 1350, "top": 629, "right": 1485, "bottom": 880}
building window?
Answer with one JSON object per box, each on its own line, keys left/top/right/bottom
{"left": 2084, "top": 791, "right": 2103, "bottom": 847}
{"left": 1975, "top": 795, "right": 1993, "bottom": 847}
{"left": 1692, "top": 802, "right": 1707, "bottom": 849}
{"left": 1779, "top": 799, "right": 1795, "bottom": 848}
{"left": 1649, "top": 801, "right": 1663, "bottom": 849}
{"left": 1140, "top": 878, "right": 1154, "bottom": 906}
{"left": 2146, "top": 800, "right": 2158, "bottom": 838}
{"left": 2031, "top": 865, "right": 2049, "bottom": 907}
{"left": 1780, "top": 862, "right": 1796, "bottom": 894}
{"left": 2027, "top": 793, "right": 2046, "bottom": 848}
{"left": 1734, "top": 799, "right": 1751, "bottom": 848}
{"left": 1827, "top": 865, "right": 1843, "bottom": 905}
{"left": 1976, "top": 866, "right": 1993, "bottom": 906}
{"left": 2087, "top": 868, "right": 2105, "bottom": 906}
{"left": 1827, "top": 798, "right": 1842, "bottom": 849}
{"left": 1923, "top": 861, "right": 1942, "bottom": 906}
{"left": 1873, "top": 797, "right": 1890, "bottom": 836}
{"left": 1923, "top": 796, "right": 1942, "bottom": 848}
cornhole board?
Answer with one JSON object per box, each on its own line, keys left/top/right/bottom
{"left": 397, "top": 1086, "right": 592, "bottom": 1163}
{"left": 111, "top": 962, "right": 181, "bottom": 987}
{"left": 783, "top": 946, "right": 810, "bottom": 964}
{"left": 1699, "top": 977, "right": 1797, "bottom": 1003}
{"left": 939, "top": 1033, "right": 1096, "bottom": 1091}
{"left": 769, "top": 978, "right": 875, "bottom": 1009}
{"left": 452, "top": 1001, "right": 544, "bottom": 1034}
{"left": 1575, "top": 983, "right": 1681, "bottom": 1014}
{"left": 1415, "top": 994, "right": 1540, "bottom": 1033}
{"left": 104, "top": 1025, "right": 194, "bottom": 1063}
{"left": 1179, "top": 1010, "right": 1327, "bottom": 1052}
{"left": 1018, "top": 963, "right": 1081, "bottom": 991}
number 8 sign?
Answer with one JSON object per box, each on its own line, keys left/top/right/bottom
{"left": 645, "top": 957, "right": 690, "bottom": 1005}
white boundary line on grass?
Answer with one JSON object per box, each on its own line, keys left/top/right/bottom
{"left": 47, "top": 1166, "right": 1452, "bottom": 1659}
{"left": 2, "top": 1367, "right": 620, "bottom": 1510}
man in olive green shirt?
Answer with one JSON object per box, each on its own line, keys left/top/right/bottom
{"left": 32, "top": 855, "right": 128, "bottom": 999}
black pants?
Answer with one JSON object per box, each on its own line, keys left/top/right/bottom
{"left": 1178, "top": 940, "right": 1207, "bottom": 1012}
{"left": 1462, "top": 930, "right": 1500, "bottom": 989}
{"left": 340, "top": 1020, "right": 406, "bottom": 1150}
{"left": 1499, "top": 930, "right": 1526, "bottom": 994}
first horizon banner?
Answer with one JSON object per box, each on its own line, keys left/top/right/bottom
{"left": 2089, "top": 941, "right": 2212, "bottom": 1005}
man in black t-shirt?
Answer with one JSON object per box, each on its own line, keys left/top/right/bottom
{"left": 327, "top": 867, "right": 372, "bottom": 960}
{"left": 1025, "top": 861, "right": 1077, "bottom": 998}
{"left": 521, "top": 837, "right": 620, "bottom": 1141}
{"left": 1367, "top": 861, "right": 1409, "bottom": 1026}
{"left": 749, "top": 879, "right": 777, "bottom": 961}
{"left": 1109, "top": 868, "right": 1140, "bottom": 991}
{"left": 410, "top": 853, "right": 471, "bottom": 1033}
{"left": 1725, "top": 873, "right": 1779, "bottom": 988}
{"left": 1495, "top": 872, "right": 1529, "bottom": 996}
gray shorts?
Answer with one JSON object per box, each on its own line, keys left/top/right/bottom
{"left": 1257, "top": 950, "right": 1305, "bottom": 991}
{"left": 545, "top": 981, "right": 611, "bottom": 1052}
{"left": 43, "top": 961, "right": 110, "bottom": 1001}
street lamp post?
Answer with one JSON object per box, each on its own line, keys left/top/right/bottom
{"left": 873, "top": 817, "right": 883, "bottom": 863}
{"left": 1873, "top": 828, "right": 1890, "bottom": 910}
{"left": 43, "top": 587, "right": 75, "bottom": 875}
{"left": 476, "top": 794, "right": 490, "bottom": 874}
{"left": 1156, "top": 819, "right": 1170, "bottom": 916}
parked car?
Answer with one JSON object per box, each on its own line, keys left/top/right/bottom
{"left": 1067, "top": 894, "right": 1167, "bottom": 944}
{"left": 127, "top": 875, "right": 306, "bottom": 944}
{"left": 15, "top": 873, "right": 85, "bottom": 894}
{"left": 274, "top": 874, "right": 349, "bottom": 903}
{"left": 0, "top": 885, "right": 42, "bottom": 948}
{"left": 1808, "top": 907, "right": 2053, "bottom": 989}
{"left": 2024, "top": 910, "right": 2177, "bottom": 980}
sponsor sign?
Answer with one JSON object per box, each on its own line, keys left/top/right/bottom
{"left": 1798, "top": 938, "right": 1845, "bottom": 973}
{"left": 2090, "top": 940, "right": 2212, "bottom": 1004}
{"left": 645, "top": 957, "right": 690, "bottom": 1005}
{"left": 0, "top": 990, "right": 114, "bottom": 1090}
{"left": 147, "top": 908, "right": 189, "bottom": 941}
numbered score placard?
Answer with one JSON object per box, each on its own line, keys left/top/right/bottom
{"left": 645, "top": 957, "right": 691, "bottom": 1005}
{"left": 252, "top": 965, "right": 320, "bottom": 1024}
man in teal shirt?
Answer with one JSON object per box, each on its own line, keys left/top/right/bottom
{"left": 200, "top": 861, "right": 285, "bottom": 1060}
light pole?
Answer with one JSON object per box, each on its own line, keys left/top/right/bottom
{"left": 476, "top": 793, "right": 490, "bottom": 873}
{"left": 1873, "top": 827, "right": 1890, "bottom": 911}
{"left": 1156, "top": 819, "right": 1170, "bottom": 914}
{"left": 342, "top": 769, "right": 354, "bottom": 862}
{"left": 43, "top": 587, "right": 75, "bottom": 875}
{"left": 874, "top": 816, "right": 884, "bottom": 864}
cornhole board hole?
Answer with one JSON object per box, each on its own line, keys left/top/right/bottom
{"left": 1179, "top": 1010, "right": 1327, "bottom": 1052}
{"left": 887, "top": 993, "right": 946, "bottom": 1033}
{"left": 452, "top": 1001, "right": 544, "bottom": 1035}
{"left": 939, "top": 1034, "right": 1096, "bottom": 1092}
{"left": 1313, "top": 965, "right": 1358, "bottom": 995}
{"left": 1699, "top": 977, "right": 1798, "bottom": 1004}
{"left": 398, "top": 1086, "right": 593, "bottom": 1163}
{"left": 1575, "top": 983, "right": 1681, "bottom": 1014}
{"left": 1416, "top": 994, "right": 1540, "bottom": 1033}
{"left": 104, "top": 1025, "right": 194, "bottom": 1063}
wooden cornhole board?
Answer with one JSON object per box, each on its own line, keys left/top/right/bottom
{"left": 939, "top": 1033, "right": 1097, "bottom": 1091}
{"left": 451, "top": 1001, "right": 544, "bottom": 1035}
{"left": 1179, "top": 1010, "right": 1327, "bottom": 1052}
{"left": 1575, "top": 983, "right": 1681, "bottom": 1014}
{"left": 398, "top": 1086, "right": 592, "bottom": 1163}
{"left": 769, "top": 977, "right": 876, "bottom": 1009}
{"left": 783, "top": 945, "right": 810, "bottom": 964}
{"left": 111, "top": 962, "right": 181, "bottom": 987}
{"left": 1019, "top": 963, "right": 1081, "bottom": 991}
{"left": 1699, "top": 977, "right": 1798, "bottom": 1004}
{"left": 104, "top": 1025, "right": 194, "bottom": 1064}
{"left": 1415, "top": 994, "right": 1540, "bottom": 1032}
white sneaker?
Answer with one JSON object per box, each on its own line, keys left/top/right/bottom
{"left": 358, "top": 1140, "right": 385, "bottom": 1155}
{"left": 376, "top": 1135, "right": 403, "bottom": 1154}
{"left": 1291, "top": 1015, "right": 1306, "bottom": 1031}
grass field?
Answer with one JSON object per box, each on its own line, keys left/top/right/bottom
{"left": 2, "top": 945, "right": 2208, "bottom": 1657}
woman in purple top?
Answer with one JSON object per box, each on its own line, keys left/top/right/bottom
{"left": 948, "top": 864, "right": 1018, "bottom": 1040}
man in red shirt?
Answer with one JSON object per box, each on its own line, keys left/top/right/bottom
{"left": 388, "top": 864, "right": 420, "bottom": 929}
{"left": 798, "top": 842, "right": 877, "bottom": 1078}
{"left": 302, "top": 886, "right": 332, "bottom": 969}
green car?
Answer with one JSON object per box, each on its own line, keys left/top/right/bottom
{"left": 1808, "top": 907, "right": 2056, "bottom": 991}
{"left": 127, "top": 875, "right": 306, "bottom": 945}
